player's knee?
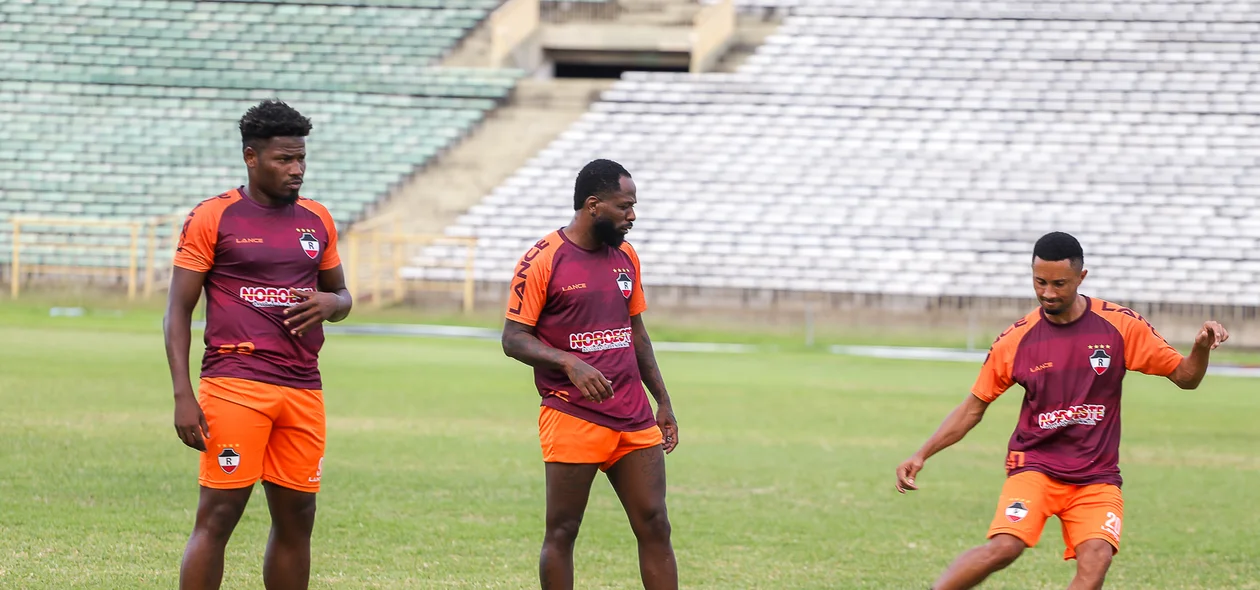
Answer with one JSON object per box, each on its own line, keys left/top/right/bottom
{"left": 274, "top": 495, "right": 318, "bottom": 535}
{"left": 544, "top": 516, "right": 583, "bottom": 549}
{"left": 195, "top": 498, "right": 248, "bottom": 541}
{"left": 633, "top": 507, "right": 671, "bottom": 544}
{"left": 1076, "top": 540, "right": 1114, "bottom": 573}
{"left": 985, "top": 535, "right": 1026, "bottom": 568}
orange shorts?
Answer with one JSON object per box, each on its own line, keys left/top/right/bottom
{"left": 198, "top": 377, "right": 325, "bottom": 493}
{"left": 988, "top": 470, "right": 1124, "bottom": 560}
{"left": 539, "top": 406, "right": 662, "bottom": 471}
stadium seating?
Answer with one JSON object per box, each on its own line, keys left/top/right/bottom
{"left": 0, "top": 81, "right": 499, "bottom": 267}
{"left": 1, "top": 0, "right": 516, "bottom": 97}
{"left": 0, "top": 0, "right": 519, "bottom": 271}
{"left": 416, "top": 1, "right": 1260, "bottom": 306}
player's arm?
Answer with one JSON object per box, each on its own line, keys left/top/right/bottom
{"left": 898, "top": 323, "right": 1019, "bottom": 494}
{"left": 501, "top": 319, "right": 615, "bottom": 403}
{"left": 896, "top": 394, "right": 991, "bottom": 494}
{"left": 1166, "top": 321, "right": 1228, "bottom": 390}
{"left": 284, "top": 265, "right": 352, "bottom": 337}
{"left": 631, "top": 313, "right": 678, "bottom": 453}
{"left": 164, "top": 267, "right": 209, "bottom": 452}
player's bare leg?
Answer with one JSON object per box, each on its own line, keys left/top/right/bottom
{"left": 607, "top": 446, "right": 677, "bottom": 590}
{"left": 931, "top": 533, "right": 1026, "bottom": 590}
{"left": 260, "top": 482, "right": 317, "bottom": 590}
{"left": 1067, "top": 540, "right": 1114, "bottom": 590}
{"left": 541, "top": 463, "right": 600, "bottom": 590}
{"left": 180, "top": 485, "right": 254, "bottom": 590}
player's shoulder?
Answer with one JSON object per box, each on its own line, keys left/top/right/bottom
{"left": 295, "top": 196, "right": 330, "bottom": 215}
{"left": 183, "top": 190, "right": 241, "bottom": 224}
{"left": 1089, "top": 297, "right": 1163, "bottom": 337}
{"left": 515, "top": 230, "right": 563, "bottom": 266}
{"left": 617, "top": 240, "right": 641, "bottom": 263}
{"left": 295, "top": 197, "right": 336, "bottom": 225}
{"left": 1089, "top": 297, "right": 1146, "bottom": 327}
{"left": 1089, "top": 297, "right": 1139, "bottom": 319}
{"left": 188, "top": 188, "right": 244, "bottom": 216}
{"left": 991, "top": 307, "right": 1043, "bottom": 351}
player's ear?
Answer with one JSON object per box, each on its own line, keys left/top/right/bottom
{"left": 243, "top": 145, "right": 258, "bottom": 169}
{"left": 1079, "top": 268, "right": 1088, "bottom": 282}
{"left": 584, "top": 195, "right": 600, "bottom": 216}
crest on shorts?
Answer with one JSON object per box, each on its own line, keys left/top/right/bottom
{"left": 218, "top": 448, "right": 241, "bottom": 475}
{"left": 1005, "top": 501, "right": 1029, "bottom": 523}
{"left": 299, "top": 232, "right": 320, "bottom": 259}
{"left": 615, "top": 272, "right": 633, "bottom": 299}
{"left": 1089, "top": 348, "right": 1111, "bottom": 375}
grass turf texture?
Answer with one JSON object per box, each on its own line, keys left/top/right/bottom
{"left": 0, "top": 301, "right": 1257, "bottom": 589}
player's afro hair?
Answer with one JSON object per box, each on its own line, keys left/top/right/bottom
{"left": 573, "top": 159, "right": 631, "bottom": 210}
{"left": 239, "top": 100, "right": 312, "bottom": 150}
{"left": 1033, "top": 231, "right": 1084, "bottom": 270}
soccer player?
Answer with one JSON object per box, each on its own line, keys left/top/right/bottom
{"left": 164, "top": 100, "right": 352, "bottom": 590}
{"left": 895, "top": 232, "right": 1228, "bottom": 590}
{"left": 501, "top": 159, "right": 680, "bottom": 590}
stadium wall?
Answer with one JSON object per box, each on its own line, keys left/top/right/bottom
{"left": 443, "top": 281, "right": 1260, "bottom": 348}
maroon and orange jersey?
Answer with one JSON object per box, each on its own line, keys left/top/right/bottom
{"left": 506, "top": 229, "right": 655, "bottom": 432}
{"left": 973, "top": 297, "right": 1183, "bottom": 487}
{"left": 174, "top": 188, "right": 340, "bottom": 390}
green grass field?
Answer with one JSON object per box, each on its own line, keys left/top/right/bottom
{"left": 1, "top": 301, "right": 1258, "bottom": 589}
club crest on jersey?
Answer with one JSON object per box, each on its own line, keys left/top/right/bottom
{"left": 1089, "top": 348, "right": 1111, "bottom": 375}
{"left": 615, "top": 272, "right": 633, "bottom": 299}
{"left": 299, "top": 232, "right": 320, "bottom": 259}
{"left": 1005, "top": 501, "right": 1029, "bottom": 523}
{"left": 218, "top": 448, "right": 241, "bottom": 475}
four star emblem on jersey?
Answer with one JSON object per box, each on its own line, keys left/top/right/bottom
{"left": 616, "top": 272, "right": 633, "bottom": 299}
{"left": 218, "top": 448, "right": 241, "bottom": 475}
{"left": 299, "top": 232, "right": 320, "bottom": 259}
{"left": 1005, "top": 501, "right": 1029, "bottom": 523}
{"left": 1089, "top": 348, "right": 1111, "bottom": 375}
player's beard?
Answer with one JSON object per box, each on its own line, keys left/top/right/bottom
{"left": 593, "top": 216, "right": 626, "bottom": 248}
{"left": 276, "top": 191, "right": 300, "bottom": 205}
{"left": 1041, "top": 297, "right": 1071, "bottom": 315}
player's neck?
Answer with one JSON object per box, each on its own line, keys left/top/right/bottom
{"left": 1044, "top": 294, "right": 1088, "bottom": 325}
{"left": 561, "top": 220, "right": 603, "bottom": 251}
{"left": 241, "top": 183, "right": 289, "bottom": 209}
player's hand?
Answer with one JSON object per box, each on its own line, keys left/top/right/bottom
{"left": 284, "top": 289, "right": 341, "bottom": 336}
{"left": 174, "top": 391, "right": 209, "bottom": 452}
{"left": 657, "top": 401, "right": 679, "bottom": 454}
{"left": 565, "top": 360, "right": 615, "bottom": 403}
{"left": 896, "top": 454, "right": 925, "bottom": 494}
{"left": 1195, "top": 321, "right": 1229, "bottom": 350}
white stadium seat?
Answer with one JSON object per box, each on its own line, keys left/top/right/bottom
{"left": 406, "top": 0, "right": 1260, "bottom": 305}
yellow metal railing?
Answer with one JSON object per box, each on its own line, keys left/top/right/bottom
{"left": 7, "top": 215, "right": 184, "bottom": 299}
{"left": 345, "top": 224, "right": 478, "bottom": 313}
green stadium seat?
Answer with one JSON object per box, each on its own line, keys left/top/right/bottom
{"left": 0, "top": 0, "right": 516, "bottom": 268}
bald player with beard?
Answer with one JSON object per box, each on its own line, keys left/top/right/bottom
{"left": 502, "top": 159, "right": 680, "bottom": 590}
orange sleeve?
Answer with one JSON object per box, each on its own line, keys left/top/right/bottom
{"left": 505, "top": 236, "right": 557, "bottom": 327}
{"left": 621, "top": 242, "right": 647, "bottom": 316}
{"left": 172, "top": 199, "right": 226, "bottom": 272}
{"left": 298, "top": 199, "right": 341, "bottom": 271}
{"left": 971, "top": 315, "right": 1038, "bottom": 402}
{"left": 1096, "top": 301, "right": 1183, "bottom": 376}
